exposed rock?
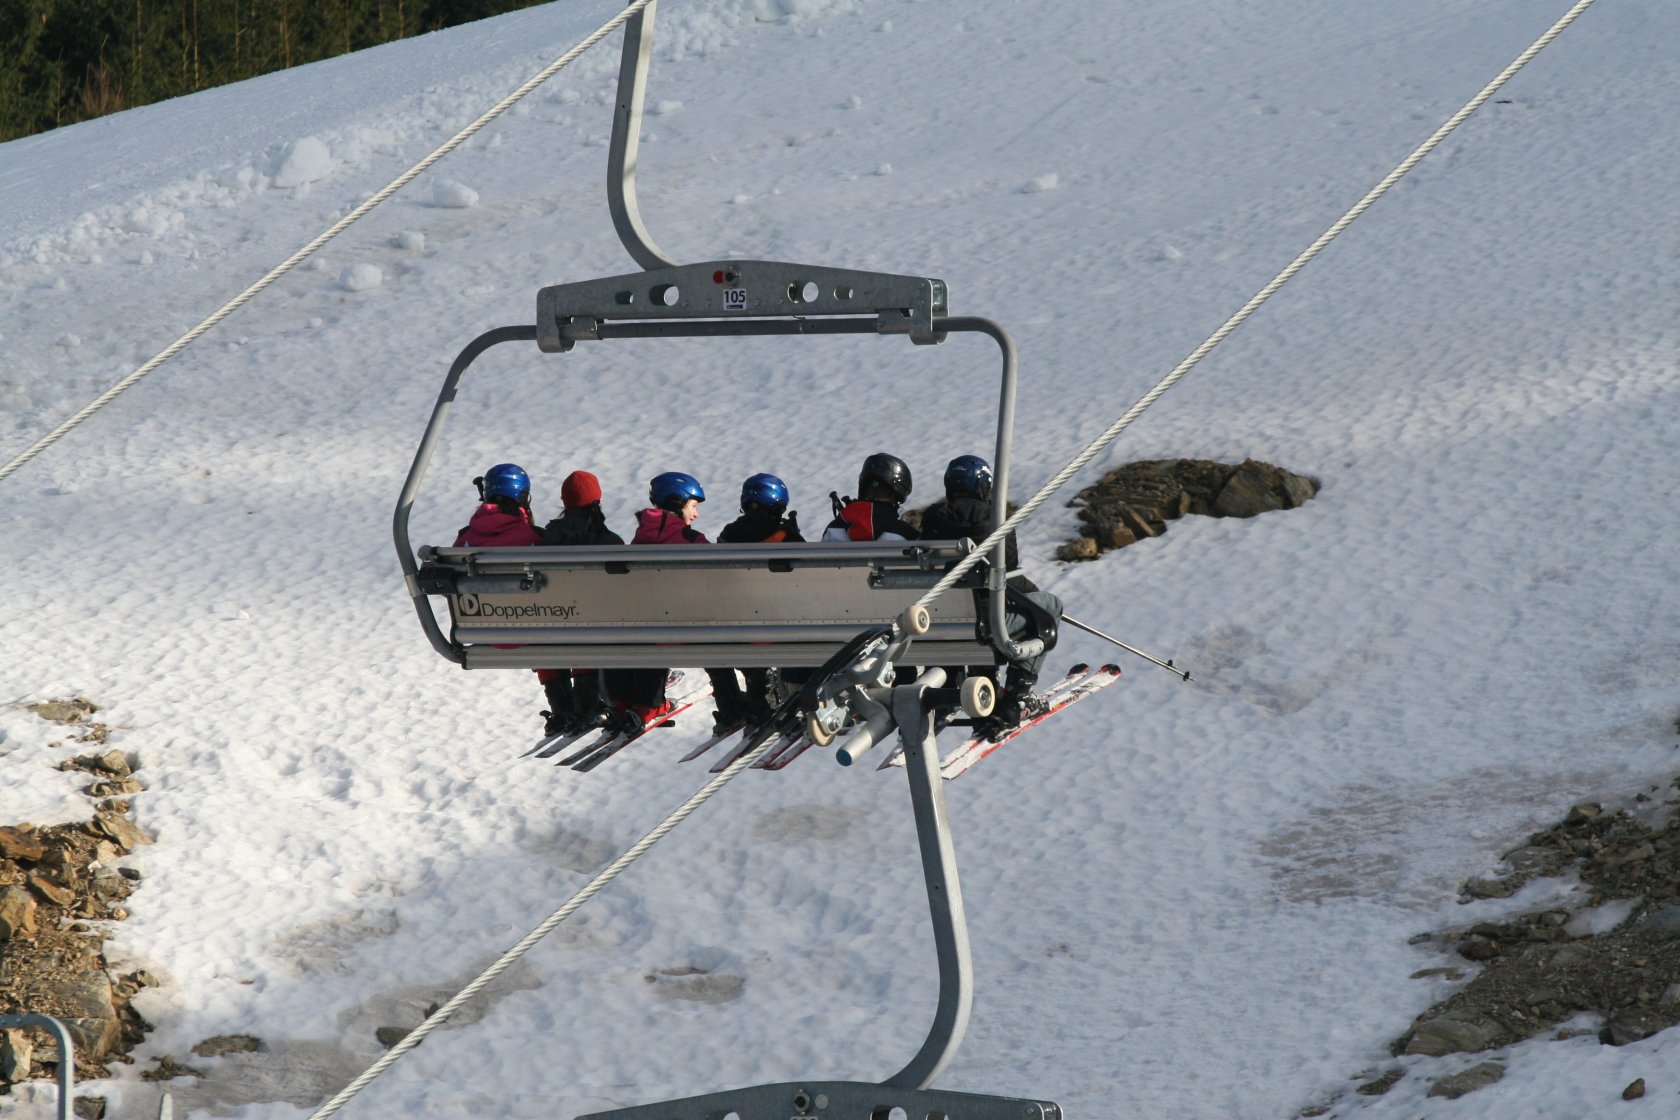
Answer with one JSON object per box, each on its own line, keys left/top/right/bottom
{"left": 91, "top": 811, "right": 151, "bottom": 853}
{"left": 0, "top": 827, "right": 46, "bottom": 862}
{"left": 25, "top": 699, "right": 97, "bottom": 724}
{"left": 1211, "top": 460, "right": 1291, "bottom": 517}
{"left": 1354, "top": 1068, "right": 1403, "bottom": 1096}
{"left": 2, "top": 703, "right": 152, "bottom": 1089}
{"left": 84, "top": 778, "right": 144, "bottom": 798}
{"left": 1058, "top": 458, "right": 1318, "bottom": 562}
{"left": 140, "top": 1055, "right": 205, "bottom": 1082}
{"left": 375, "top": 1025, "right": 413, "bottom": 1049}
{"left": 1566, "top": 803, "right": 1603, "bottom": 825}
{"left": 88, "top": 867, "right": 132, "bottom": 904}
{"left": 1624, "top": 1077, "right": 1646, "bottom": 1100}
{"left": 1376, "top": 777, "right": 1680, "bottom": 1098}
{"left": 1055, "top": 536, "right": 1099, "bottom": 562}
{"left": 1602, "top": 1007, "right": 1670, "bottom": 1047}
{"left": 1, "top": 1029, "right": 32, "bottom": 1080}
{"left": 1405, "top": 1011, "right": 1506, "bottom": 1056}
{"left": 191, "top": 1034, "right": 263, "bottom": 1057}
{"left": 1427, "top": 1061, "right": 1505, "bottom": 1099}
{"left": 52, "top": 971, "right": 123, "bottom": 1061}
{"left": 0, "top": 886, "right": 39, "bottom": 941}
{"left": 56, "top": 750, "right": 128, "bottom": 778}
{"left": 28, "top": 874, "right": 75, "bottom": 907}
{"left": 1463, "top": 877, "right": 1519, "bottom": 900}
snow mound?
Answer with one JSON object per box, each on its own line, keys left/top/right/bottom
{"left": 339, "top": 264, "right": 384, "bottom": 292}
{"left": 270, "top": 136, "right": 336, "bottom": 189}
{"left": 432, "top": 179, "right": 480, "bottom": 208}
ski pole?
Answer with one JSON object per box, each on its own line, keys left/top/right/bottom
{"left": 1062, "top": 615, "right": 1191, "bottom": 681}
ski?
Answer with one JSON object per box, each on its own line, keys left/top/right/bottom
{"left": 556, "top": 725, "right": 623, "bottom": 766}
{"left": 557, "top": 671, "right": 702, "bottom": 765}
{"left": 528, "top": 720, "right": 608, "bottom": 760}
{"left": 570, "top": 686, "right": 713, "bottom": 773}
{"left": 679, "top": 719, "right": 748, "bottom": 763}
{"left": 938, "top": 663, "right": 1122, "bottom": 780}
{"left": 877, "top": 664, "right": 1096, "bottom": 770}
{"left": 757, "top": 734, "right": 821, "bottom": 770}
{"left": 522, "top": 732, "right": 567, "bottom": 759}
{"left": 709, "top": 726, "right": 795, "bottom": 772}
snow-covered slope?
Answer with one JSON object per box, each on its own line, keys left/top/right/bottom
{"left": 4, "top": 0, "right": 1679, "bottom": 1117}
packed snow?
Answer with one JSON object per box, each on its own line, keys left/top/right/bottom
{"left": 3, "top": 0, "right": 1679, "bottom": 1118}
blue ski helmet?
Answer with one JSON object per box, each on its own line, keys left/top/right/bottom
{"left": 740, "top": 473, "right": 789, "bottom": 514}
{"left": 480, "top": 463, "right": 532, "bottom": 505}
{"left": 649, "top": 471, "right": 705, "bottom": 511}
{"left": 943, "top": 455, "right": 993, "bottom": 500}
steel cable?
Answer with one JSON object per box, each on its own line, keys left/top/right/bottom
{"left": 0, "top": 0, "right": 658, "bottom": 485}
{"left": 912, "top": 0, "right": 1599, "bottom": 615}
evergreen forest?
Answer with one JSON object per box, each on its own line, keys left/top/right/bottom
{"left": 1, "top": 0, "right": 548, "bottom": 142}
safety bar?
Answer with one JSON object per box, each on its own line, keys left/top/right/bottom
{"left": 423, "top": 540, "right": 975, "bottom": 571}
{"left": 0, "top": 1014, "right": 74, "bottom": 1120}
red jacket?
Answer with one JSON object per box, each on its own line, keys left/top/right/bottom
{"left": 632, "top": 508, "right": 709, "bottom": 544}
{"left": 454, "top": 503, "right": 543, "bottom": 547}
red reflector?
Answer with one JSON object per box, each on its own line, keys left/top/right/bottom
{"left": 713, "top": 270, "right": 725, "bottom": 283}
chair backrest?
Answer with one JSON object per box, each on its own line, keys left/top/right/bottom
{"left": 417, "top": 540, "right": 993, "bottom": 669}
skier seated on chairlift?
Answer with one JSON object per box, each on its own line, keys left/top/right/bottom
{"left": 535, "top": 470, "right": 623, "bottom": 737}
{"left": 821, "top": 453, "right": 920, "bottom": 690}
{"left": 597, "top": 471, "right": 726, "bottom": 735}
{"left": 713, "top": 473, "right": 807, "bottom": 734}
{"left": 920, "top": 454, "right": 1062, "bottom": 739}
{"left": 822, "top": 452, "right": 920, "bottom": 543}
{"left": 453, "top": 463, "right": 574, "bottom": 734}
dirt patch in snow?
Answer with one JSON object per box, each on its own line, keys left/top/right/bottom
{"left": 1306, "top": 766, "right": 1680, "bottom": 1113}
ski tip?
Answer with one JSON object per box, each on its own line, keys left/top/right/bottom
{"left": 1069, "top": 662, "right": 1090, "bottom": 674}
{"left": 1101, "top": 663, "right": 1122, "bottom": 674}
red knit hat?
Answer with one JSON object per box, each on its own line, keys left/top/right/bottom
{"left": 561, "top": 470, "right": 603, "bottom": 509}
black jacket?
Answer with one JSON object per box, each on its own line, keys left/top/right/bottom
{"left": 921, "top": 494, "right": 1036, "bottom": 592}
{"left": 541, "top": 504, "right": 625, "bottom": 547}
{"left": 719, "top": 507, "right": 805, "bottom": 543}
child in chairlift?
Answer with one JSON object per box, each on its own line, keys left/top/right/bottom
{"left": 713, "top": 473, "right": 808, "bottom": 732}
{"left": 453, "top": 464, "right": 570, "bottom": 735}
{"left": 823, "top": 452, "right": 920, "bottom": 542}
{"left": 920, "top": 454, "right": 1062, "bottom": 738}
{"left": 454, "top": 463, "right": 543, "bottom": 549}
{"left": 535, "top": 469, "right": 624, "bottom": 736}
{"left": 598, "top": 472, "right": 711, "bottom": 733}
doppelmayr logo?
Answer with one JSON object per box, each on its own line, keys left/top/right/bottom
{"left": 457, "top": 595, "right": 580, "bottom": 620}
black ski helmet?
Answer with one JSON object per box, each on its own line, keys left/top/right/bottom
{"left": 857, "top": 453, "right": 912, "bottom": 504}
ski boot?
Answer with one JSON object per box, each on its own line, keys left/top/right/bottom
{"left": 977, "top": 675, "right": 1047, "bottom": 742}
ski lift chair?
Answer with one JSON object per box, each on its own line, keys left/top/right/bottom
{"left": 390, "top": 4, "right": 1057, "bottom": 1119}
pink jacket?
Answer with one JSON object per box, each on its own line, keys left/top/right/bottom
{"left": 454, "top": 503, "right": 544, "bottom": 547}
{"left": 632, "top": 508, "right": 709, "bottom": 545}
